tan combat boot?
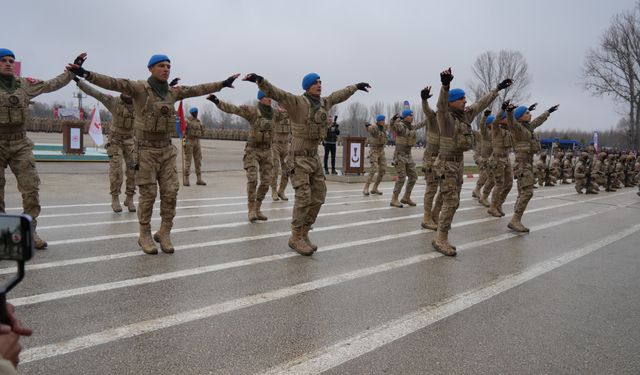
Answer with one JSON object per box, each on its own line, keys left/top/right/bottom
{"left": 277, "top": 188, "right": 289, "bottom": 201}
{"left": 288, "top": 226, "right": 314, "bottom": 256}
{"left": 300, "top": 225, "right": 318, "bottom": 252}
{"left": 363, "top": 183, "right": 370, "bottom": 196}
{"left": 390, "top": 193, "right": 403, "bottom": 208}
{"left": 33, "top": 231, "right": 48, "bottom": 250}
{"left": 255, "top": 200, "right": 268, "bottom": 221}
{"left": 487, "top": 202, "right": 501, "bottom": 217}
{"left": 472, "top": 186, "right": 480, "bottom": 198}
{"left": 196, "top": 173, "right": 207, "bottom": 185}
{"left": 478, "top": 193, "right": 490, "bottom": 207}
{"left": 138, "top": 224, "right": 158, "bottom": 254}
{"left": 496, "top": 203, "right": 506, "bottom": 217}
{"left": 183, "top": 176, "right": 190, "bottom": 186}
{"left": 421, "top": 209, "right": 438, "bottom": 230}
{"left": 271, "top": 189, "right": 280, "bottom": 201}
{"left": 508, "top": 213, "right": 530, "bottom": 233}
{"left": 370, "top": 182, "right": 383, "bottom": 195}
{"left": 124, "top": 194, "right": 136, "bottom": 212}
{"left": 153, "top": 220, "right": 175, "bottom": 254}
{"left": 400, "top": 192, "right": 417, "bottom": 206}
{"left": 431, "top": 230, "right": 456, "bottom": 256}
{"left": 248, "top": 202, "right": 258, "bottom": 222}
{"left": 111, "top": 195, "right": 122, "bottom": 213}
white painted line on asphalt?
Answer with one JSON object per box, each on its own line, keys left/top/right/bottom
{"left": 9, "top": 197, "right": 627, "bottom": 307}
{"left": 0, "top": 191, "right": 617, "bottom": 277}
{"left": 260, "top": 222, "right": 640, "bottom": 375}
{"left": 19, "top": 206, "right": 637, "bottom": 364}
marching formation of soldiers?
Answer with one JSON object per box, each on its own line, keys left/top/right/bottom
{"left": 1, "top": 47, "right": 639, "bottom": 259}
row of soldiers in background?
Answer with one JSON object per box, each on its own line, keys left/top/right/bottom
{"left": 573, "top": 151, "right": 640, "bottom": 193}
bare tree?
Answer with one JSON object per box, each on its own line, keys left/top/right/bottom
{"left": 368, "top": 101, "right": 385, "bottom": 122}
{"left": 342, "top": 101, "right": 369, "bottom": 137}
{"left": 469, "top": 50, "right": 532, "bottom": 115}
{"left": 582, "top": 3, "right": 640, "bottom": 150}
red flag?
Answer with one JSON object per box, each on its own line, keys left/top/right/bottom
{"left": 177, "top": 100, "right": 187, "bottom": 137}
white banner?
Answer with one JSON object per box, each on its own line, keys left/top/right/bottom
{"left": 58, "top": 107, "right": 80, "bottom": 120}
{"left": 70, "top": 128, "right": 81, "bottom": 149}
{"left": 88, "top": 105, "right": 104, "bottom": 146}
{"left": 349, "top": 142, "right": 362, "bottom": 168}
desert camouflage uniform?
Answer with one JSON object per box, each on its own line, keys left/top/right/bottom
{"left": 363, "top": 121, "right": 387, "bottom": 195}
{"left": 477, "top": 114, "right": 494, "bottom": 207}
{"left": 184, "top": 115, "right": 205, "bottom": 185}
{"left": 420, "top": 96, "right": 442, "bottom": 230}
{"left": 390, "top": 116, "right": 426, "bottom": 206}
{"left": 487, "top": 110, "right": 513, "bottom": 217}
{"left": 270, "top": 109, "right": 291, "bottom": 201}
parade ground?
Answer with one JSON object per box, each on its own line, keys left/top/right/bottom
{"left": 2, "top": 134, "right": 639, "bottom": 374}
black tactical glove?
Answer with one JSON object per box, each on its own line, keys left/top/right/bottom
{"left": 206, "top": 94, "right": 219, "bottom": 105}
{"left": 68, "top": 65, "right": 89, "bottom": 78}
{"left": 243, "top": 73, "right": 263, "bottom": 83}
{"left": 391, "top": 113, "right": 400, "bottom": 122}
{"left": 222, "top": 75, "right": 238, "bottom": 88}
{"left": 420, "top": 86, "right": 432, "bottom": 100}
{"left": 365, "top": 122, "right": 371, "bottom": 127}
{"left": 497, "top": 79, "right": 513, "bottom": 90}
{"left": 73, "top": 53, "right": 87, "bottom": 67}
{"left": 548, "top": 104, "right": 560, "bottom": 113}
{"left": 72, "top": 76, "right": 80, "bottom": 83}
{"left": 440, "top": 68, "right": 454, "bottom": 85}
{"left": 528, "top": 102, "right": 538, "bottom": 111}
{"left": 356, "top": 82, "right": 371, "bottom": 92}
{"left": 506, "top": 103, "right": 516, "bottom": 112}
{"left": 501, "top": 100, "right": 511, "bottom": 111}
{"left": 483, "top": 109, "right": 491, "bottom": 117}
{"left": 169, "top": 77, "right": 181, "bottom": 87}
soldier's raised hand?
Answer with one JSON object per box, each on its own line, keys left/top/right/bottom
{"left": 440, "top": 67, "right": 454, "bottom": 85}
{"left": 483, "top": 109, "right": 492, "bottom": 117}
{"left": 421, "top": 86, "right": 432, "bottom": 100}
{"left": 356, "top": 82, "right": 371, "bottom": 92}
{"left": 391, "top": 113, "right": 400, "bottom": 121}
{"left": 528, "top": 102, "right": 538, "bottom": 111}
{"left": 501, "top": 100, "right": 511, "bottom": 111}
{"left": 206, "top": 94, "right": 219, "bottom": 105}
{"left": 222, "top": 74, "right": 241, "bottom": 88}
{"left": 169, "top": 77, "right": 181, "bottom": 87}
{"left": 548, "top": 104, "right": 560, "bottom": 113}
{"left": 242, "top": 73, "right": 264, "bottom": 83}
{"left": 497, "top": 79, "right": 513, "bottom": 91}
{"left": 506, "top": 103, "right": 517, "bottom": 112}
{"left": 74, "top": 52, "right": 87, "bottom": 67}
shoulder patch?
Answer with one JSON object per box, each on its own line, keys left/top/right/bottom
{"left": 26, "top": 77, "right": 42, "bottom": 84}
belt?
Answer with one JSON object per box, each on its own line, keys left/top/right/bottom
{"left": 438, "top": 153, "right": 463, "bottom": 162}
{"left": 273, "top": 139, "right": 288, "bottom": 144}
{"left": 0, "top": 132, "right": 26, "bottom": 141}
{"left": 492, "top": 151, "right": 509, "bottom": 157}
{"left": 515, "top": 153, "right": 533, "bottom": 163}
{"left": 137, "top": 139, "right": 171, "bottom": 148}
{"left": 370, "top": 144, "right": 384, "bottom": 149}
{"left": 246, "top": 142, "right": 272, "bottom": 149}
{"left": 395, "top": 144, "right": 412, "bottom": 153}
{"left": 293, "top": 149, "right": 318, "bottom": 157}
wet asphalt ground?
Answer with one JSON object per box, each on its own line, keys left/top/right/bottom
{"left": 1, "top": 134, "right": 639, "bottom": 374}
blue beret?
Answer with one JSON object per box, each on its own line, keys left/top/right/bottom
{"left": 257, "top": 90, "right": 266, "bottom": 100}
{"left": 401, "top": 109, "right": 413, "bottom": 118}
{"left": 375, "top": 114, "right": 385, "bottom": 122}
{"left": 514, "top": 106, "right": 528, "bottom": 120}
{"left": 147, "top": 54, "right": 170, "bottom": 68}
{"left": 448, "top": 88, "right": 465, "bottom": 102}
{"left": 0, "top": 49, "right": 15, "bottom": 59}
{"left": 302, "top": 72, "right": 320, "bottom": 90}
{"left": 485, "top": 115, "right": 495, "bottom": 125}
{"left": 189, "top": 107, "right": 198, "bottom": 114}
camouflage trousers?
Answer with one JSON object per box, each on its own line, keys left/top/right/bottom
{"left": 136, "top": 144, "right": 179, "bottom": 225}
{"left": 435, "top": 158, "right": 464, "bottom": 233}
{"left": 184, "top": 137, "right": 202, "bottom": 177}
{"left": 366, "top": 146, "right": 386, "bottom": 185}
{"left": 575, "top": 178, "right": 586, "bottom": 193}
{"left": 271, "top": 142, "right": 289, "bottom": 193}
{"left": 489, "top": 156, "right": 513, "bottom": 206}
{"left": 0, "top": 137, "right": 41, "bottom": 228}
{"left": 393, "top": 151, "right": 417, "bottom": 196}
{"left": 244, "top": 146, "right": 273, "bottom": 203}
{"left": 423, "top": 154, "right": 441, "bottom": 213}
{"left": 107, "top": 134, "right": 136, "bottom": 197}
{"left": 481, "top": 157, "right": 496, "bottom": 198}
{"left": 290, "top": 153, "right": 326, "bottom": 229}
{"left": 513, "top": 159, "right": 535, "bottom": 216}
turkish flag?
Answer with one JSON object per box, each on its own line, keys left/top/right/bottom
{"left": 14, "top": 61, "right": 21, "bottom": 77}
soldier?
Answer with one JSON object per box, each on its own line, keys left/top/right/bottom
{"left": 432, "top": 67, "right": 511, "bottom": 255}
{"left": 0, "top": 48, "right": 75, "bottom": 249}
{"left": 270, "top": 106, "right": 290, "bottom": 201}
{"left": 244, "top": 72, "right": 369, "bottom": 255}
{"left": 592, "top": 152, "right": 607, "bottom": 191}
{"left": 389, "top": 109, "right": 426, "bottom": 207}
{"left": 487, "top": 101, "right": 514, "bottom": 218}
{"left": 624, "top": 154, "right": 635, "bottom": 187}
{"left": 363, "top": 114, "right": 388, "bottom": 196}
{"left": 508, "top": 103, "right": 558, "bottom": 232}
{"left": 209, "top": 90, "right": 279, "bottom": 222}
{"left": 419, "top": 86, "right": 443, "bottom": 230}
{"left": 633, "top": 155, "right": 640, "bottom": 186}
{"left": 323, "top": 117, "right": 340, "bottom": 174}
{"left": 75, "top": 77, "right": 137, "bottom": 213}
{"left": 183, "top": 107, "right": 206, "bottom": 186}
{"left": 476, "top": 111, "right": 495, "bottom": 207}
{"left": 551, "top": 150, "right": 563, "bottom": 184}
{"left": 562, "top": 152, "right": 574, "bottom": 184}
{"left": 68, "top": 53, "right": 239, "bottom": 254}
{"left": 573, "top": 152, "right": 590, "bottom": 194}
{"left": 611, "top": 154, "right": 623, "bottom": 189}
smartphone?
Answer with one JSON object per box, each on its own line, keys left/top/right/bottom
{"left": 0, "top": 214, "right": 33, "bottom": 262}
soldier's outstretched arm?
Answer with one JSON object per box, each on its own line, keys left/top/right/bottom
{"left": 325, "top": 83, "right": 368, "bottom": 108}
{"left": 76, "top": 79, "right": 116, "bottom": 112}
{"left": 250, "top": 75, "right": 306, "bottom": 112}
{"left": 466, "top": 78, "right": 512, "bottom": 120}
{"left": 85, "top": 71, "right": 140, "bottom": 96}
{"left": 176, "top": 74, "right": 239, "bottom": 100}
{"left": 530, "top": 105, "right": 557, "bottom": 130}
{"left": 24, "top": 70, "right": 73, "bottom": 98}
{"left": 209, "top": 96, "right": 255, "bottom": 122}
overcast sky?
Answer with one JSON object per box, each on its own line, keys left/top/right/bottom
{"left": 7, "top": 0, "right": 637, "bottom": 132}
